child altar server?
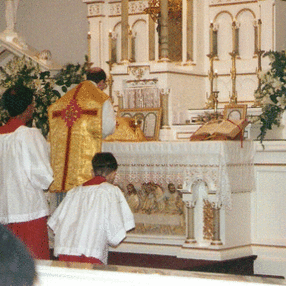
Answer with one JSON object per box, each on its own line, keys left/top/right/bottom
{"left": 48, "top": 152, "right": 135, "bottom": 264}
{"left": 0, "top": 83, "right": 53, "bottom": 260}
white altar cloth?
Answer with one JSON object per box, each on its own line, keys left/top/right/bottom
{"left": 102, "top": 140, "right": 255, "bottom": 209}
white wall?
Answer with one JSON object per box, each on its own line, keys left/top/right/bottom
{"left": 275, "top": 0, "right": 286, "bottom": 51}
{"left": 0, "top": 0, "right": 88, "bottom": 65}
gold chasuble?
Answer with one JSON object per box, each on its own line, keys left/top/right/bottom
{"left": 48, "top": 81, "right": 109, "bottom": 192}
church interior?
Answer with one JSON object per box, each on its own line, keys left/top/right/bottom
{"left": 1, "top": 0, "right": 286, "bottom": 285}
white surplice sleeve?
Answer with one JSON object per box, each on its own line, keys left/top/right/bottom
{"left": 106, "top": 187, "right": 135, "bottom": 247}
{"left": 21, "top": 127, "right": 54, "bottom": 190}
{"left": 102, "top": 99, "right": 116, "bottom": 139}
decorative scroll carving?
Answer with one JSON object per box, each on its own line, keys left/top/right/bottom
{"left": 209, "top": 0, "right": 257, "bottom": 6}
{"left": 109, "top": 1, "right": 149, "bottom": 17}
{"left": 129, "top": 66, "right": 149, "bottom": 80}
{"left": 87, "top": 3, "right": 102, "bottom": 17}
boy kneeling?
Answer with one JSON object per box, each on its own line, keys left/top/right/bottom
{"left": 48, "top": 152, "right": 135, "bottom": 264}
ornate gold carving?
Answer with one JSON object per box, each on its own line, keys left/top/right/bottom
{"left": 144, "top": 0, "right": 182, "bottom": 23}
{"left": 203, "top": 199, "right": 214, "bottom": 240}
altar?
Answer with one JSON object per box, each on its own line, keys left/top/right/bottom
{"left": 102, "top": 140, "right": 255, "bottom": 261}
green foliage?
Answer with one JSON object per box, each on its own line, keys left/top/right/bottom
{"left": 54, "top": 56, "right": 89, "bottom": 93}
{"left": 255, "top": 50, "right": 286, "bottom": 142}
{"left": 0, "top": 55, "right": 89, "bottom": 137}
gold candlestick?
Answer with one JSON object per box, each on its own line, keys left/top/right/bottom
{"left": 253, "top": 18, "right": 264, "bottom": 107}
{"left": 206, "top": 53, "right": 217, "bottom": 109}
{"left": 229, "top": 51, "right": 238, "bottom": 104}
{"left": 229, "top": 20, "right": 239, "bottom": 105}
{"left": 107, "top": 31, "right": 114, "bottom": 103}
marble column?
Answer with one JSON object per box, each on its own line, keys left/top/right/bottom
{"left": 185, "top": 201, "right": 196, "bottom": 244}
{"left": 211, "top": 203, "right": 223, "bottom": 245}
{"left": 118, "top": 95, "right": 123, "bottom": 109}
{"left": 159, "top": 0, "right": 169, "bottom": 61}
{"left": 149, "top": 15, "right": 156, "bottom": 61}
{"left": 121, "top": 0, "right": 129, "bottom": 63}
{"left": 186, "top": 0, "right": 193, "bottom": 61}
{"left": 160, "top": 89, "right": 170, "bottom": 129}
{"left": 181, "top": 191, "right": 197, "bottom": 244}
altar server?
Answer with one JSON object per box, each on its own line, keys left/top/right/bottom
{"left": 0, "top": 83, "right": 53, "bottom": 260}
{"left": 48, "top": 152, "right": 135, "bottom": 264}
{"left": 48, "top": 68, "right": 116, "bottom": 193}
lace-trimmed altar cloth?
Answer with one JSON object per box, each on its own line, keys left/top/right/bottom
{"left": 102, "top": 140, "right": 255, "bottom": 209}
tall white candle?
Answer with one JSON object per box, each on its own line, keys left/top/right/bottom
{"left": 108, "top": 30, "right": 112, "bottom": 63}
{"left": 214, "top": 70, "right": 218, "bottom": 91}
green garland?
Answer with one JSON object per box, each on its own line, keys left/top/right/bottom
{"left": 255, "top": 50, "right": 286, "bottom": 142}
{"left": 0, "top": 55, "right": 89, "bottom": 137}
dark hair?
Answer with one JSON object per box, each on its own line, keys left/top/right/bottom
{"left": 2, "top": 84, "right": 34, "bottom": 117}
{"left": 86, "top": 68, "right": 106, "bottom": 84}
{"left": 0, "top": 224, "right": 36, "bottom": 286}
{"left": 92, "top": 152, "right": 118, "bottom": 177}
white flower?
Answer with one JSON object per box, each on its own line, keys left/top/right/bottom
{"left": 269, "top": 53, "right": 276, "bottom": 63}
{"left": 276, "top": 94, "right": 286, "bottom": 109}
{"left": 272, "top": 78, "right": 283, "bottom": 91}
{"left": 262, "top": 94, "right": 275, "bottom": 105}
{"left": 258, "top": 69, "right": 270, "bottom": 80}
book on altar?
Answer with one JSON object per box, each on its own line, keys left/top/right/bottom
{"left": 190, "top": 119, "right": 249, "bottom": 141}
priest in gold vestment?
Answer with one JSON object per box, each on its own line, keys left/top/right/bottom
{"left": 48, "top": 68, "right": 116, "bottom": 193}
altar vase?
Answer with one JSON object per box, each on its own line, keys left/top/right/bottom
{"left": 0, "top": 84, "right": 53, "bottom": 260}
{"left": 48, "top": 79, "right": 116, "bottom": 193}
{"left": 48, "top": 152, "right": 135, "bottom": 264}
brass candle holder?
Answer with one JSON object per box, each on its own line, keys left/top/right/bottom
{"left": 253, "top": 18, "right": 264, "bottom": 107}
{"left": 229, "top": 20, "right": 239, "bottom": 105}
{"left": 107, "top": 31, "right": 114, "bottom": 103}
{"left": 206, "top": 53, "right": 218, "bottom": 110}
{"left": 229, "top": 50, "right": 238, "bottom": 105}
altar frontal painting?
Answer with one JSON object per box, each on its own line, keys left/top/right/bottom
{"left": 122, "top": 182, "right": 186, "bottom": 235}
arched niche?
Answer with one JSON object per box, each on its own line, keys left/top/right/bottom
{"left": 236, "top": 9, "right": 256, "bottom": 59}
{"left": 213, "top": 11, "right": 233, "bottom": 61}
{"left": 113, "top": 21, "right": 122, "bottom": 63}
{"left": 131, "top": 19, "right": 148, "bottom": 63}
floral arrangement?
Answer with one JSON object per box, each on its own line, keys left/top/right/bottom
{"left": 0, "top": 55, "right": 89, "bottom": 137}
{"left": 255, "top": 50, "right": 286, "bottom": 142}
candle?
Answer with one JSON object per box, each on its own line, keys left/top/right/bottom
{"left": 87, "top": 31, "right": 91, "bottom": 63}
{"left": 108, "top": 30, "right": 112, "bottom": 63}
{"left": 210, "top": 22, "right": 214, "bottom": 54}
{"left": 214, "top": 70, "right": 218, "bottom": 91}
{"left": 258, "top": 18, "right": 262, "bottom": 51}
{"left": 128, "top": 28, "right": 132, "bottom": 61}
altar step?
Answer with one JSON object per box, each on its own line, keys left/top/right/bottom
{"left": 49, "top": 250, "right": 285, "bottom": 281}
{"left": 108, "top": 252, "right": 284, "bottom": 280}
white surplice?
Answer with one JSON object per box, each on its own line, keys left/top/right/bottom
{"left": 0, "top": 126, "right": 53, "bottom": 224}
{"left": 48, "top": 182, "right": 135, "bottom": 264}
